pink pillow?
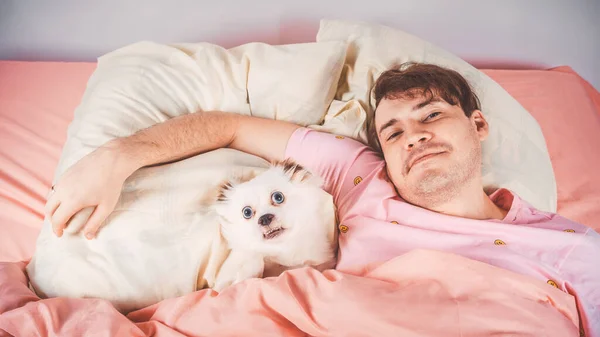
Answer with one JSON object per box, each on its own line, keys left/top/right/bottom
{"left": 483, "top": 67, "right": 600, "bottom": 231}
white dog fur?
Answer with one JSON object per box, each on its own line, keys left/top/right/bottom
{"left": 210, "top": 159, "right": 338, "bottom": 291}
{"left": 27, "top": 157, "right": 338, "bottom": 313}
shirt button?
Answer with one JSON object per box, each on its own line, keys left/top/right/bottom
{"left": 391, "top": 221, "right": 399, "bottom": 224}
{"left": 494, "top": 239, "right": 506, "bottom": 246}
{"left": 564, "top": 229, "right": 575, "bottom": 233}
{"left": 335, "top": 135, "right": 345, "bottom": 139}
{"left": 547, "top": 279, "right": 559, "bottom": 289}
{"left": 339, "top": 225, "right": 349, "bottom": 233}
{"left": 353, "top": 176, "right": 363, "bottom": 185}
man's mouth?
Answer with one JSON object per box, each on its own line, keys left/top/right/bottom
{"left": 263, "top": 227, "right": 285, "bottom": 240}
{"left": 408, "top": 151, "right": 446, "bottom": 173}
{"left": 413, "top": 152, "right": 442, "bottom": 166}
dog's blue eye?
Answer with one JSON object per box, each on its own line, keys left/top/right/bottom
{"left": 242, "top": 206, "right": 254, "bottom": 219}
{"left": 271, "top": 191, "right": 285, "bottom": 204}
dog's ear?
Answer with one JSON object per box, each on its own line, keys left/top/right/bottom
{"left": 214, "top": 170, "right": 257, "bottom": 205}
{"left": 213, "top": 179, "right": 238, "bottom": 217}
{"left": 216, "top": 180, "right": 235, "bottom": 202}
{"left": 274, "top": 159, "right": 323, "bottom": 187}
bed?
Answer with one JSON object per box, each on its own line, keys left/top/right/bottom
{"left": 1, "top": 62, "right": 599, "bottom": 337}
{"left": 1, "top": 16, "right": 600, "bottom": 337}
{"left": 2, "top": 61, "right": 598, "bottom": 260}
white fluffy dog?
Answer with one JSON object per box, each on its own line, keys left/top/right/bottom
{"left": 27, "top": 158, "right": 337, "bottom": 312}
{"left": 211, "top": 159, "right": 338, "bottom": 291}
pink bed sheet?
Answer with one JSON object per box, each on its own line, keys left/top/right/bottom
{"left": 1, "top": 61, "right": 599, "bottom": 264}
{"left": 0, "top": 61, "right": 96, "bottom": 262}
{"left": 0, "top": 250, "right": 581, "bottom": 336}
{"left": 0, "top": 61, "right": 598, "bottom": 336}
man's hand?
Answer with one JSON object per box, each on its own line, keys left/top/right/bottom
{"left": 44, "top": 111, "right": 299, "bottom": 239}
{"left": 45, "top": 140, "right": 140, "bottom": 239}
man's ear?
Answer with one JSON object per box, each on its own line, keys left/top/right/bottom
{"left": 470, "top": 110, "right": 489, "bottom": 141}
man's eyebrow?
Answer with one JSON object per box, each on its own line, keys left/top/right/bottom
{"left": 412, "top": 97, "right": 441, "bottom": 111}
{"left": 378, "top": 118, "right": 397, "bottom": 136}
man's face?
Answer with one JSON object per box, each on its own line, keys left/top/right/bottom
{"left": 375, "top": 95, "right": 489, "bottom": 207}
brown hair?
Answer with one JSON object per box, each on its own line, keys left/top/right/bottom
{"left": 368, "top": 62, "right": 481, "bottom": 151}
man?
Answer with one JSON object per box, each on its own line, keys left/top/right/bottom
{"left": 46, "top": 63, "right": 599, "bottom": 334}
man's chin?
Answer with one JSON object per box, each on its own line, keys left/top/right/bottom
{"left": 402, "top": 173, "right": 454, "bottom": 203}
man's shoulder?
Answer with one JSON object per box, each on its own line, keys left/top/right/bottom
{"left": 504, "top": 189, "right": 596, "bottom": 233}
{"left": 290, "top": 128, "right": 380, "bottom": 156}
{"left": 284, "top": 128, "right": 386, "bottom": 200}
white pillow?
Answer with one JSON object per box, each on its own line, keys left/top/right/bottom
{"left": 316, "top": 19, "right": 557, "bottom": 212}
{"left": 27, "top": 40, "right": 346, "bottom": 312}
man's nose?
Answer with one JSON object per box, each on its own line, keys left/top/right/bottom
{"left": 258, "top": 214, "right": 274, "bottom": 226}
{"left": 404, "top": 128, "right": 432, "bottom": 150}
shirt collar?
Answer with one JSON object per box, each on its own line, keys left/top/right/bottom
{"left": 489, "top": 188, "right": 521, "bottom": 223}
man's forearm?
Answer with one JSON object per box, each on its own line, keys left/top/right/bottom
{"left": 47, "top": 109, "right": 297, "bottom": 237}
{"left": 109, "top": 110, "right": 238, "bottom": 172}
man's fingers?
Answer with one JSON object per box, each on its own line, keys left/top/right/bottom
{"left": 51, "top": 203, "right": 79, "bottom": 237}
{"left": 44, "top": 199, "right": 61, "bottom": 220}
{"left": 82, "top": 206, "right": 110, "bottom": 240}
{"left": 44, "top": 193, "right": 61, "bottom": 218}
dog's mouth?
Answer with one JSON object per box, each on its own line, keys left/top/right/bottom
{"left": 263, "top": 227, "right": 285, "bottom": 240}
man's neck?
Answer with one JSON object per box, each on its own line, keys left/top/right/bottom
{"left": 428, "top": 181, "right": 508, "bottom": 220}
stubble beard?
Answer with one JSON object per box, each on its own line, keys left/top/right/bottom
{"left": 403, "top": 143, "right": 481, "bottom": 209}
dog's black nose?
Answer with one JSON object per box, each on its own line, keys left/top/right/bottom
{"left": 258, "top": 214, "right": 274, "bottom": 226}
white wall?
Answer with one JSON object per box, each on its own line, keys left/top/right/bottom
{"left": 1, "top": 0, "right": 598, "bottom": 89}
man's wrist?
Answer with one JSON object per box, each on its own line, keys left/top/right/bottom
{"left": 104, "top": 137, "right": 147, "bottom": 176}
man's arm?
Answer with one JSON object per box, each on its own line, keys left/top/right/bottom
{"left": 46, "top": 111, "right": 300, "bottom": 239}
{"left": 121, "top": 111, "right": 300, "bottom": 168}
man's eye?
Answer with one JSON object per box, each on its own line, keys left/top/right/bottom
{"left": 387, "top": 131, "right": 403, "bottom": 141}
{"left": 424, "top": 112, "right": 441, "bottom": 121}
